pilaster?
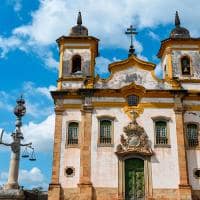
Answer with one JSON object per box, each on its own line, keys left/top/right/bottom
{"left": 174, "top": 94, "right": 192, "bottom": 199}
{"left": 78, "top": 105, "right": 93, "bottom": 200}
{"left": 48, "top": 109, "right": 63, "bottom": 200}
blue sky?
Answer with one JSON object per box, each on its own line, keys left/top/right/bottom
{"left": 1, "top": 0, "right": 200, "bottom": 190}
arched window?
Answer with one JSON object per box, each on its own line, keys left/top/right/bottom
{"left": 155, "top": 121, "right": 168, "bottom": 145}
{"left": 186, "top": 123, "right": 198, "bottom": 147}
{"left": 181, "top": 56, "right": 191, "bottom": 75}
{"left": 72, "top": 55, "right": 81, "bottom": 73}
{"left": 67, "top": 122, "right": 79, "bottom": 145}
{"left": 100, "top": 120, "right": 112, "bottom": 144}
{"left": 127, "top": 95, "right": 139, "bottom": 106}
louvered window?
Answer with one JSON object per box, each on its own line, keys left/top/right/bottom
{"left": 186, "top": 124, "right": 198, "bottom": 147}
{"left": 67, "top": 122, "right": 79, "bottom": 145}
{"left": 155, "top": 121, "right": 168, "bottom": 144}
{"left": 100, "top": 120, "right": 112, "bottom": 144}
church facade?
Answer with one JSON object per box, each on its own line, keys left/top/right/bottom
{"left": 48, "top": 12, "right": 200, "bottom": 200}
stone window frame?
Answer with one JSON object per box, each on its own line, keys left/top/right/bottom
{"left": 71, "top": 54, "right": 83, "bottom": 74}
{"left": 180, "top": 54, "right": 193, "bottom": 77}
{"left": 151, "top": 116, "right": 171, "bottom": 148}
{"left": 118, "top": 155, "right": 153, "bottom": 199}
{"left": 185, "top": 122, "right": 200, "bottom": 149}
{"left": 97, "top": 115, "right": 115, "bottom": 147}
{"left": 65, "top": 166, "right": 75, "bottom": 178}
{"left": 65, "top": 120, "right": 80, "bottom": 148}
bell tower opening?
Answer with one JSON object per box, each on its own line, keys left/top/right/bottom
{"left": 72, "top": 55, "right": 81, "bottom": 73}
{"left": 181, "top": 56, "right": 191, "bottom": 75}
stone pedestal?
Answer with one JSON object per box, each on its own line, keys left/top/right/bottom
{"left": 78, "top": 183, "right": 93, "bottom": 200}
{"left": 48, "top": 183, "right": 61, "bottom": 200}
{"left": 179, "top": 185, "right": 192, "bottom": 200}
{"left": 0, "top": 189, "right": 25, "bottom": 200}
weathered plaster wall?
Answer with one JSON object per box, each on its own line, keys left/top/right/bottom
{"left": 62, "top": 48, "right": 91, "bottom": 77}
{"left": 181, "top": 83, "right": 200, "bottom": 91}
{"left": 95, "top": 66, "right": 172, "bottom": 90}
{"left": 171, "top": 49, "right": 200, "bottom": 79}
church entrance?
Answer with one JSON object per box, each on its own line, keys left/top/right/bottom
{"left": 125, "top": 158, "right": 145, "bottom": 200}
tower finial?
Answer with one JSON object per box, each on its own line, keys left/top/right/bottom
{"left": 125, "top": 25, "right": 138, "bottom": 57}
{"left": 77, "top": 11, "right": 82, "bottom": 25}
{"left": 175, "top": 11, "right": 180, "bottom": 27}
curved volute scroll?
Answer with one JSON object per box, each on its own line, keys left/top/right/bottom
{"left": 116, "top": 111, "right": 153, "bottom": 157}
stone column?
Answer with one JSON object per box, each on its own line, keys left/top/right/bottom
{"left": 48, "top": 109, "right": 63, "bottom": 200}
{"left": 4, "top": 138, "right": 20, "bottom": 190}
{"left": 174, "top": 94, "right": 192, "bottom": 199}
{"left": 78, "top": 105, "right": 93, "bottom": 200}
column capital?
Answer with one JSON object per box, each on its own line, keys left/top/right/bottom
{"left": 173, "top": 106, "right": 186, "bottom": 114}
{"left": 81, "top": 105, "right": 93, "bottom": 114}
{"left": 54, "top": 107, "right": 64, "bottom": 115}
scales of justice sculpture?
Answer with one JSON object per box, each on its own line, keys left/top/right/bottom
{"left": 0, "top": 96, "right": 36, "bottom": 199}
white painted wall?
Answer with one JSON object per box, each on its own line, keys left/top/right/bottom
{"left": 59, "top": 110, "right": 81, "bottom": 188}
{"left": 139, "top": 108, "right": 179, "bottom": 189}
{"left": 90, "top": 107, "right": 180, "bottom": 189}
{"left": 185, "top": 111, "right": 200, "bottom": 190}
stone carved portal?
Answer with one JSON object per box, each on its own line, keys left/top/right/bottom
{"left": 116, "top": 111, "right": 153, "bottom": 157}
{"left": 116, "top": 111, "right": 153, "bottom": 200}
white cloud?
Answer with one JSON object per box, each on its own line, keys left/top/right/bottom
{"left": 6, "top": 0, "right": 22, "bottom": 12}
{"left": 2, "top": 0, "right": 200, "bottom": 69}
{"left": 43, "top": 51, "right": 59, "bottom": 69}
{"left": 11, "top": 0, "right": 200, "bottom": 46}
{"left": 22, "top": 114, "right": 55, "bottom": 152}
{"left": 19, "top": 167, "right": 44, "bottom": 184}
{"left": 154, "top": 63, "right": 163, "bottom": 79}
{"left": 0, "top": 167, "right": 47, "bottom": 189}
{"left": 0, "top": 36, "right": 23, "bottom": 58}
{"left": 148, "top": 31, "right": 160, "bottom": 41}
{"left": 23, "top": 82, "right": 56, "bottom": 100}
{"left": 95, "top": 56, "right": 112, "bottom": 76}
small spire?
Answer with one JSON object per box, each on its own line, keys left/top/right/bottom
{"left": 175, "top": 11, "right": 180, "bottom": 27}
{"left": 77, "top": 11, "right": 82, "bottom": 25}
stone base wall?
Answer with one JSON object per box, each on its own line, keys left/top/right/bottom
{"left": 192, "top": 190, "right": 200, "bottom": 200}
{"left": 93, "top": 188, "right": 118, "bottom": 200}
{"left": 152, "top": 189, "right": 179, "bottom": 200}
{"left": 56, "top": 187, "right": 200, "bottom": 200}
{"left": 62, "top": 188, "right": 118, "bottom": 200}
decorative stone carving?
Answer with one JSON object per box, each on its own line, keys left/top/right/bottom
{"left": 116, "top": 111, "right": 153, "bottom": 156}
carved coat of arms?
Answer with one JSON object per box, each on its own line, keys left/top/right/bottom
{"left": 116, "top": 112, "right": 153, "bottom": 156}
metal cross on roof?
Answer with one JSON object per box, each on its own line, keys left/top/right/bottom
{"left": 125, "top": 25, "right": 138, "bottom": 57}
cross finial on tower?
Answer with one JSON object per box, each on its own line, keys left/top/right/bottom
{"left": 77, "top": 11, "right": 82, "bottom": 25}
{"left": 175, "top": 11, "right": 180, "bottom": 27}
{"left": 125, "top": 25, "right": 138, "bottom": 57}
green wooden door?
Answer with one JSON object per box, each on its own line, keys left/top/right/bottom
{"left": 125, "top": 158, "right": 145, "bottom": 200}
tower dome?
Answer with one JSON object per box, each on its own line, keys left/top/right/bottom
{"left": 69, "top": 12, "right": 88, "bottom": 36}
{"left": 170, "top": 11, "right": 190, "bottom": 39}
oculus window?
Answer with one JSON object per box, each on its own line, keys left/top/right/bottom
{"left": 127, "top": 95, "right": 139, "bottom": 106}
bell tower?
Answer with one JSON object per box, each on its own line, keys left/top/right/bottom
{"left": 56, "top": 12, "right": 99, "bottom": 89}
{"left": 157, "top": 11, "right": 200, "bottom": 88}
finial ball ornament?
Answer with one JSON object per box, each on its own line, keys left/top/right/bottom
{"left": 14, "top": 96, "right": 26, "bottom": 117}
